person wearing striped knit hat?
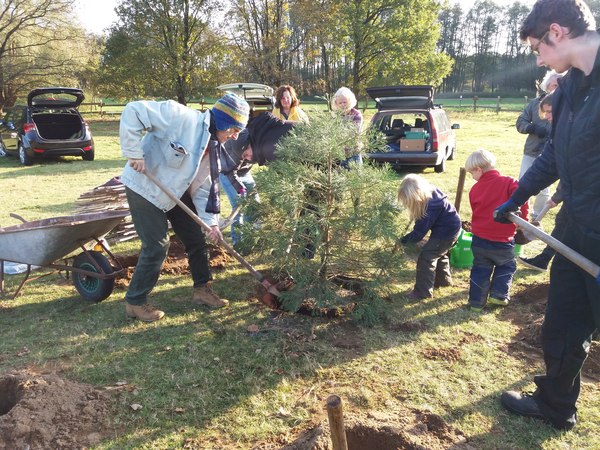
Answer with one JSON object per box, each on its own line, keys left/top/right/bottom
{"left": 120, "top": 93, "right": 249, "bottom": 322}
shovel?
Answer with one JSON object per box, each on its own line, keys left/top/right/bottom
{"left": 519, "top": 202, "right": 552, "bottom": 242}
{"left": 143, "top": 171, "right": 282, "bottom": 299}
{"left": 508, "top": 212, "right": 600, "bottom": 283}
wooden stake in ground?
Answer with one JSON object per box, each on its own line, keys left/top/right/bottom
{"left": 326, "top": 395, "right": 348, "bottom": 450}
{"left": 454, "top": 167, "right": 467, "bottom": 213}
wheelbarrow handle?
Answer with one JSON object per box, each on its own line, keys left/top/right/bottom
{"left": 508, "top": 212, "right": 600, "bottom": 283}
{"left": 143, "top": 171, "right": 280, "bottom": 295}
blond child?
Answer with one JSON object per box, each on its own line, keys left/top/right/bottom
{"left": 397, "top": 174, "right": 461, "bottom": 300}
{"left": 465, "top": 149, "right": 528, "bottom": 311}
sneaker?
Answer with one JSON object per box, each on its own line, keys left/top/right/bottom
{"left": 469, "top": 305, "right": 484, "bottom": 312}
{"left": 488, "top": 297, "right": 509, "bottom": 306}
{"left": 126, "top": 303, "right": 165, "bottom": 322}
{"left": 193, "top": 284, "right": 229, "bottom": 308}
{"left": 405, "top": 290, "right": 431, "bottom": 301}
{"left": 518, "top": 255, "right": 549, "bottom": 272}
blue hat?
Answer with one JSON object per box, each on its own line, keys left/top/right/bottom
{"left": 212, "top": 93, "right": 250, "bottom": 131}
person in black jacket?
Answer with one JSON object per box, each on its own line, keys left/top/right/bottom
{"left": 220, "top": 113, "right": 295, "bottom": 249}
{"left": 494, "top": 0, "right": 600, "bottom": 431}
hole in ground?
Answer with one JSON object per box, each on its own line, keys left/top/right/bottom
{"left": 0, "top": 376, "right": 20, "bottom": 416}
{"left": 346, "top": 424, "right": 418, "bottom": 450}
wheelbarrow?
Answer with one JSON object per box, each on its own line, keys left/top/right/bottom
{"left": 0, "top": 210, "right": 129, "bottom": 301}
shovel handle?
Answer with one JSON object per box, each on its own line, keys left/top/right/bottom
{"left": 508, "top": 212, "right": 600, "bottom": 283}
{"left": 144, "top": 170, "right": 279, "bottom": 293}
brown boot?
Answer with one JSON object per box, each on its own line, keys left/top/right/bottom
{"left": 192, "top": 284, "right": 229, "bottom": 308}
{"left": 126, "top": 303, "right": 165, "bottom": 322}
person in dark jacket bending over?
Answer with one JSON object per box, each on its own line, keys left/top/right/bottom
{"left": 397, "top": 174, "right": 461, "bottom": 301}
{"left": 494, "top": 0, "right": 600, "bottom": 431}
{"left": 220, "top": 113, "right": 295, "bottom": 249}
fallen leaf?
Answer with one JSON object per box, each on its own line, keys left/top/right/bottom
{"left": 115, "top": 381, "right": 128, "bottom": 386}
{"left": 174, "top": 407, "right": 185, "bottom": 414}
{"left": 278, "top": 406, "right": 291, "bottom": 417}
{"left": 130, "top": 403, "right": 143, "bottom": 411}
{"left": 247, "top": 324, "right": 260, "bottom": 333}
{"left": 16, "top": 347, "right": 30, "bottom": 357}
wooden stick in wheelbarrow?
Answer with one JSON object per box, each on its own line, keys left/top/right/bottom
{"left": 507, "top": 212, "right": 600, "bottom": 283}
{"left": 143, "top": 171, "right": 281, "bottom": 297}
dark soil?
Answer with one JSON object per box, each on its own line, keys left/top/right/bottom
{"left": 114, "top": 236, "right": 233, "bottom": 289}
{"left": 0, "top": 371, "right": 111, "bottom": 450}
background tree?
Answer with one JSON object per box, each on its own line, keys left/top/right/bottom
{"left": 98, "top": 0, "right": 228, "bottom": 104}
{"left": 0, "top": 0, "right": 91, "bottom": 110}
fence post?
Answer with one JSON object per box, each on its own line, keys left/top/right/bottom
{"left": 459, "top": 95, "right": 462, "bottom": 107}
{"left": 473, "top": 96, "right": 478, "bottom": 112}
{"left": 496, "top": 96, "right": 501, "bottom": 114}
{"left": 524, "top": 96, "right": 528, "bottom": 106}
{"left": 100, "top": 101, "right": 105, "bottom": 118}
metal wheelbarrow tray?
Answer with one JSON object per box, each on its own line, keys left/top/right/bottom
{"left": 0, "top": 210, "right": 128, "bottom": 301}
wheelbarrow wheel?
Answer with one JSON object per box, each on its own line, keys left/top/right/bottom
{"left": 72, "top": 251, "right": 115, "bottom": 302}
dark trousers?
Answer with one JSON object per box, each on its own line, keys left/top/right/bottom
{"left": 540, "top": 204, "right": 568, "bottom": 260}
{"left": 125, "top": 187, "right": 212, "bottom": 305}
{"left": 469, "top": 236, "right": 516, "bottom": 307}
{"left": 533, "top": 219, "right": 600, "bottom": 429}
{"left": 413, "top": 236, "right": 457, "bottom": 298}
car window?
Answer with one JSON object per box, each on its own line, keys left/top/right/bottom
{"left": 374, "top": 113, "right": 428, "bottom": 131}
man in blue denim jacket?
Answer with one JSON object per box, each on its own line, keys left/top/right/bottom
{"left": 120, "top": 93, "right": 249, "bottom": 322}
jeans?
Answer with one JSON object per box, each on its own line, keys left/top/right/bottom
{"left": 519, "top": 154, "right": 550, "bottom": 219}
{"left": 413, "top": 236, "right": 457, "bottom": 298}
{"left": 468, "top": 235, "right": 516, "bottom": 307}
{"left": 532, "top": 219, "right": 600, "bottom": 429}
{"left": 219, "top": 173, "right": 258, "bottom": 246}
{"left": 125, "top": 187, "right": 211, "bottom": 305}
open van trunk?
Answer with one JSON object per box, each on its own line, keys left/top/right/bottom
{"left": 32, "top": 112, "right": 84, "bottom": 140}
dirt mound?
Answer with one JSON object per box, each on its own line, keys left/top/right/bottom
{"left": 504, "top": 282, "right": 600, "bottom": 381}
{"left": 114, "top": 237, "right": 233, "bottom": 288}
{"left": 258, "top": 408, "right": 468, "bottom": 450}
{"left": 0, "top": 370, "right": 111, "bottom": 450}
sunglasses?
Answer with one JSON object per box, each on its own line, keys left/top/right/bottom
{"left": 531, "top": 30, "right": 550, "bottom": 56}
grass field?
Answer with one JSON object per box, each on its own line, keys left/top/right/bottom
{"left": 0, "top": 111, "right": 598, "bottom": 449}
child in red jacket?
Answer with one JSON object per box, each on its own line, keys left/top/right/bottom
{"left": 465, "top": 149, "right": 528, "bottom": 311}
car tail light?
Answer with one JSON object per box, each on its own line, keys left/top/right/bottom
{"left": 23, "top": 123, "right": 36, "bottom": 133}
{"left": 33, "top": 148, "right": 45, "bottom": 153}
{"left": 430, "top": 122, "right": 439, "bottom": 152}
{"left": 83, "top": 146, "right": 93, "bottom": 151}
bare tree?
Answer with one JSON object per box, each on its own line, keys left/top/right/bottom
{"left": 0, "top": 0, "right": 85, "bottom": 110}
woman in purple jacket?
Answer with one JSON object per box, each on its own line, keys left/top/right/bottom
{"left": 397, "top": 174, "right": 462, "bottom": 300}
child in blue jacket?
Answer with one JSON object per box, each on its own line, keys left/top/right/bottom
{"left": 398, "top": 174, "right": 462, "bottom": 300}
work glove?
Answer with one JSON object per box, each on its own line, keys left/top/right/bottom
{"left": 526, "top": 123, "right": 548, "bottom": 138}
{"left": 493, "top": 199, "right": 519, "bottom": 224}
{"left": 238, "top": 187, "right": 247, "bottom": 198}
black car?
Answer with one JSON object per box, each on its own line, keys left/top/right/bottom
{"left": 366, "top": 85, "right": 459, "bottom": 173}
{"left": 0, "top": 87, "right": 94, "bottom": 165}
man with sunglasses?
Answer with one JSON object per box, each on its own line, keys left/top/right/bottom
{"left": 494, "top": 0, "right": 600, "bottom": 431}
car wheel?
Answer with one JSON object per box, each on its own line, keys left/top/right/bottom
{"left": 18, "top": 143, "right": 33, "bottom": 166}
{"left": 434, "top": 157, "right": 446, "bottom": 173}
{"left": 82, "top": 149, "right": 95, "bottom": 161}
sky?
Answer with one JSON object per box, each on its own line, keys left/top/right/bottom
{"left": 76, "top": 0, "right": 119, "bottom": 35}
{"left": 74, "top": 0, "right": 537, "bottom": 35}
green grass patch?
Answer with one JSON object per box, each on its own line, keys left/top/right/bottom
{"left": 0, "top": 112, "right": 595, "bottom": 449}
